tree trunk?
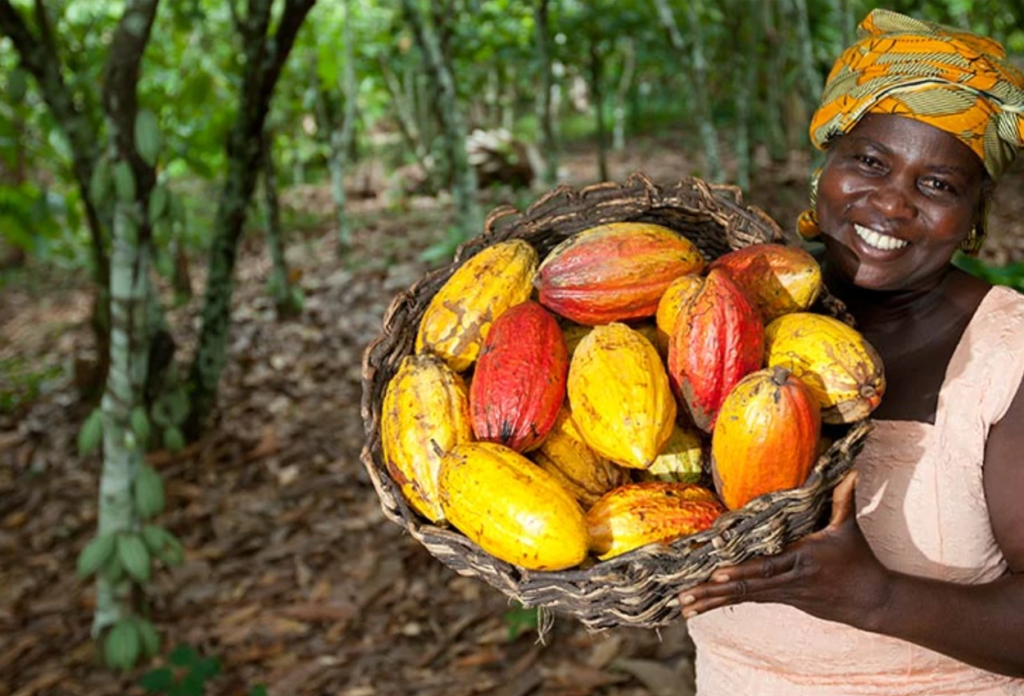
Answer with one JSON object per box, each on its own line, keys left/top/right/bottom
{"left": 186, "top": 0, "right": 316, "bottom": 437}
{"left": 735, "top": 0, "right": 760, "bottom": 192}
{"left": 330, "top": 0, "right": 358, "bottom": 256}
{"left": 612, "top": 38, "right": 636, "bottom": 152}
{"left": 588, "top": 39, "right": 609, "bottom": 182}
{"left": 652, "top": 0, "right": 722, "bottom": 181}
{"left": 377, "top": 55, "right": 432, "bottom": 177}
{"left": 762, "top": 0, "right": 788, "bottom": 162}
{"left": 400, "top": 0, "right": 480, "bottom": 239}
{"left": 534, "top": 0, "right": 558, "bottom": 186}
{"left": 0, "top": 0, "right": 111, "bottom": 395}
{"left": 92, "top": 0, "right": 161, "bottom": 637}
{"left": 261, "top": 129, "right": 301, "bottom": 318}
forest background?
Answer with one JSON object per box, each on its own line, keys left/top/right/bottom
{"left": 2, "top": 0, "right": 1024, "bottom": 695}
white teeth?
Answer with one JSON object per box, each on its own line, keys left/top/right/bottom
{"left": 853, "top": 224, "right": 908, "bottom": 251}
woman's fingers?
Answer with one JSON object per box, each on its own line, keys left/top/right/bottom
{"left": 679, "top": 552, "right": 798, "bottom": 617}
{"left": 828, "top": 469, "right": 858, "bottom": 527}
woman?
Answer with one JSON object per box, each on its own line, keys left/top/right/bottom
{"left": 680, "top": 10, "right": 1024, "bottom": 695}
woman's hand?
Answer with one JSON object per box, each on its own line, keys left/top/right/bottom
{"left": 679, "top": 471, "right": 893, "bottom": 631}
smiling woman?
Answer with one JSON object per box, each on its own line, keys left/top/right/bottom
{"left": 679, "top": 9, "right": 1024, "bottom": 696}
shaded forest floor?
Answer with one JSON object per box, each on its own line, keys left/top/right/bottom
{"left": 2, "top": 138, "right": 1023, "bottom": 696}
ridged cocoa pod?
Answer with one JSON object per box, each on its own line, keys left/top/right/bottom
{"left": 536, "top": 222, "right": 705, "bottom": 325}
{"left": 439, "top": 442, "right": 588, "bottom": 571}
{"left": 381, "top": 354, "right": 473, "bottom": 522}
{"left": 640, "top": 424, "right": 705, "bottom": 484}
{"left": 711, "top": 366, "right": 821, "bottom": 510}
{"left": 709, "top": 243, "right": 822, "bottom": 322}
{"left": 416, "top": 239, "right": 538, "bottom": 372}
{"left": 568, "top": 323, "right": 676, "bottom": 469}
{"left": 586, "top": 482, "right": 725, "bottom": 560}
{"left": 470, "top": 301, "right": 568, "bottom": 451}
{"left": 668, "top": 268, "right": 765, "bottom": 432}
{"left": 764, "top": 312, "right": 885, "bottom": 424}
{"left": 532, "top": 406, "right": 631, "bottom": 508}
{"left": 655, "top": 274, "right": 704, "bottom": 354}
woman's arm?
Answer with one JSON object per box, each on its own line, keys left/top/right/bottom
{"left": 680, "top": 378, "right": 1024, "bottom": 678}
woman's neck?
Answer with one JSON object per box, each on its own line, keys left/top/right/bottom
{"left": 822, "top": 263, "right": 956, "bottom": 332}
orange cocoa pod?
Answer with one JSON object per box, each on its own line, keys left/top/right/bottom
{"left": 655, "top": 274, "right": 704, "bottom": 353}
{"left": 764, "top": 312, "right": 885, "bottom": 424}
{"left": 536, "top": 222, "right": 705, "bottom": 325}
{"left": 668, "top": 268, "right": 765, "bottom": 432}
{"left": 470, "top": 301, "right": 568, "bottom": 451}
{"left": 568, "top": 323, "right": 676, "bottom": 468}
{"left": 709, "top": 243, "right": 823, "bottom": 322}
{"left": 586, "top": 482, "right": 725, "bottom": 560}
{"left": 532, "top": 406, "right": 631, "bottom": 508}
{"left": 439, "top": 442, "right": 588, "bottom": 570}
{"left": 711, "top": 366, "right": 821, "bottom": 510}
{"left": 381, "top": 354, "right": 473, "bottom": 522}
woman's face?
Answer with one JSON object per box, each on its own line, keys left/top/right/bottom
{"left": 816, "top": 113, "right": 986, "bottom": 292}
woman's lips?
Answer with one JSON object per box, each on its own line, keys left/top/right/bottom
{"left": 853, "top": 223, "right": 909, "bottom": 251}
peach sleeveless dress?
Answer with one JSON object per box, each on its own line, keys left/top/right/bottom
{"left": 688, "top": 285, "right": 1024, "bottom": 696}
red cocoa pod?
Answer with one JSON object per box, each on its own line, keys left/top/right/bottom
{"left": 535, "top": 222, "right": 705, "bottom": 325}
{"left": 469, "top": 301, "right": 568, "bottom": 451}
{"left": 668, "top": 268, "right": 764, "bottom": 432}
{"left": 711, "top": 366, "right": 821, "bottom": 510}
{"left": 708, "top": 243, "right": 823, "bottom": 322}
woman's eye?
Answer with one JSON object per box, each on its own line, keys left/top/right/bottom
{"left": 853, "top": 154, "right": 882, "bottom": 169}
{"left": 922, "top": 178, "right": 957, "bottom": 195}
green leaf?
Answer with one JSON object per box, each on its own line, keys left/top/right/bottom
{"left": 113, "top": 161, "right": 137, "bottom": 203}
{"left": 140, "top": 667, "right": 174, "bottom": 692}
{"left": 117, "top": 533, "right": 152, "bottom": 583}
{"left": 135, "top": 109, "right": 162, "bottom": 167}
{"left": 503, "top": 602, "right": 539, "bottom": 641}
{"left": 148, "top": 184, "right": 169, "bottom": 225}
{"left": 194, "top": 656, "right": 221, "bottom": 680}
{"left": 163, "top": 426, "right": 185, "bottom": 453}
{"left": 99, "top": 550, "right": 125, "bottom": 583}
{"left": 134, "top": 465, "right": 165, "bottom": 519}
{"left": 158, "top": 532, "right": 185, "bottom": 567}
{"left": 249, "top": 686, "right": 268, "bottom": 696}
{"left": 105, "top": 618, "right": 141, "bottom": 671}
{"left": 89, "top": 158, "right": 113, "bottom": 207}
{"left": 131, "top": 406, "right": 152, "bottom": 444}
{"left": 151, "top": 400, "right": 171, "bottom": 427}
{"left": 8, "top": 67, "right": 26, "bottom": 102}
{"left": 137, "top": 618, "right": 161, "bottom": 658}
{"left": 78, "top": 408, "right": 104, "bottom": 456}
{"left": 165, "top": 389, "right": 190, "bottom": 426}
{"left": 169, "top": 643, "right": 199, "bottom": 667}
{"left": 77, "top": 532, "right": 117, "bottom": 578}
{"left": 169, "top": 191, "right": 187, "bottom": 227}
{"left": 141, "top": 524, "right": 167, "bottom": 554}
{"left": 179, "top": 671, "right": 206, "bottom": 696}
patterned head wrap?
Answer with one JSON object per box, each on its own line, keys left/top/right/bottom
{"left": 809, "top": 9, "right": 1024, "bottom": 181}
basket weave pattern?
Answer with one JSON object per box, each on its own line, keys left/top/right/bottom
{"left": 360, "top": 172, "right": 871, "bottom": 630}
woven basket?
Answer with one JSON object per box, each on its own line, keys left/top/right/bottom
{"left": 360, "top": 172, "right": 871, "bottom": 630}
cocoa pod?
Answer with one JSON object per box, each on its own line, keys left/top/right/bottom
{"left": 439, "top": 442, "right": 588, "bottom": 570}
{"left": 655, "top": 274, "right": 704, "bottom": 354}
{"left": 532, "top": 406, "right": 631, "bottom": 508}
{"left": 586, "top": 482, "right": 725, "bottom": 560}
{"left": 764, "top": 312, "right": 885, "bottom": 424}
{"left": 709, "top": 243, "right": 822, "bottom": 322}
{"left": 536, "top": 222, "right": 705, "bottom": 325}
{"left": 381, "top": 354, "right": 473, "bottom": 522}
{"left": 640, "top": 424, "right": 705, "bottom": 484}
{"left": 470, "top": 301, "right": 568, "bottom": 451}
{"left": 711, "top": 366, "right": 821, "bottom": 510}
{"left": 416, "top": 239, "right": 538, "bottom": 372}
{"left": 668, "top": 268, "right": 765, "bottom": 432}
{"left": 568, "top": 323, "right": 676, "bottom": 468}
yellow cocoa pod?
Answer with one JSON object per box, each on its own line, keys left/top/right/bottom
{"left": 532, "top": 406, "right": 631, "bottom": 508}
{"left": 655, "top": 274, "right": 704, "bottom": 353}
{"left": 764, "top": 312, "right": 886, "bottom": 424}
{"left": 586, "top": 482, "right": 725, "bottom": 560}
{"left": 439, "top": 442, "right": 588, "bottom": 571}
{"left": 640, "top": 424, "right": 705, "bottom": 484}
{"left": 416, "top": 240, "right": 538, "bottom": 372}
{"left": 568, "top": 323, "right": 676, "bottom": 469}
{"left": 381, "top": 354, "right": 473, "bottom": 522}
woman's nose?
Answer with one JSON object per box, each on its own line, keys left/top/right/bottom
{"left": 868, "top": 181, "right": 917, "bottom": 219}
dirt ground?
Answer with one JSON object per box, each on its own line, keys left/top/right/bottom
{"left": 1, "top": 139, "right": 1023, "bottom": 696}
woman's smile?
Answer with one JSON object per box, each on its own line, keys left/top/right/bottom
{"left": 852, "top": 223, "right": 908, "bottom": 252}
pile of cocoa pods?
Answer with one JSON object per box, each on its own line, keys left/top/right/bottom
{"left": 381, "top": 223, "right": 885, "bottom": 571}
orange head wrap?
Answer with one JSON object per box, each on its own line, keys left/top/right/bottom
{"left": 809, "top": 9, "right": 1024, "bottom": 181}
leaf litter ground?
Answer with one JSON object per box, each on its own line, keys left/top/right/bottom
{"left": 2, "top": 142, "right": 1022, "bottom": 696}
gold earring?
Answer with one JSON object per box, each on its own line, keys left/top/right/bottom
{"left": 797, "top": 168, "right": 822, "bottom": 240}
{"left": 959, "top": 225, "right": 984, "bottom": 255}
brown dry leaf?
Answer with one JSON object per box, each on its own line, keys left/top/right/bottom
{"left": 609, "top": 657, "right": 687, "bottom": 696}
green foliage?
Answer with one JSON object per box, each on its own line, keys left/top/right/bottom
{"left": 503, "top": 602, "right": 540, "bottom": 641}
{"left": 0, "top": 357, "right": 62, "bottom": 415}
{"left": 134, "top": 465, "right": 166, "bottom": 519}
{"left": 77, "top": 532, "right": 117, "bottom": 578}
{"left": 140, "top": 644, "right": 222, "bottom": 696}
{"left": 953, "top": 254, "right": 1024, "bottom": 292}
{"left": 78, "top": 408, "right": 105, "bottom": 455}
